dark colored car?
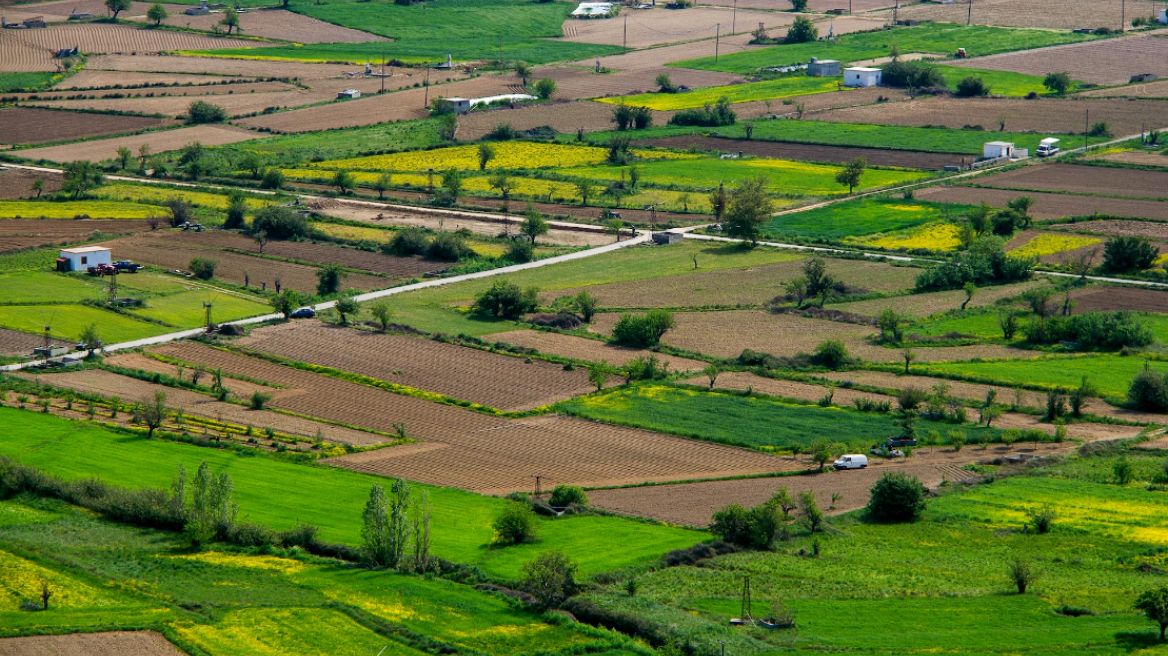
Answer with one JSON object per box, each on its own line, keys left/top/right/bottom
{"left": 290, "top": 307, "right": 316, "bottom": 319}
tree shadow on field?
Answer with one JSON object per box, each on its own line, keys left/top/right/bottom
{"left": 1115, "top": 630, "right": 1162, "bottom": 651}
{"left": 699, "top": 244, "right": 759, "bottom": 257}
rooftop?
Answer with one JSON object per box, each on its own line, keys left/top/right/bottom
{"left": 60, "top": 246, "right": 111, "bottom": 254}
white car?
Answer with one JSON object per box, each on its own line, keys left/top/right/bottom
{"left": 833, "top": 454, "right": 868, "bottom": 470}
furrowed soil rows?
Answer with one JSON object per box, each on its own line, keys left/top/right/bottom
{"left": 96, "top": 234, "right": 388, "bottom": 291}
{"left": 237, "top": 321, "right": 598, "bottom": 411}
{"left": 570, "top": 32, "right": 760, "bottom": 73}
{"left": 0, "top": 631, "right": 185, "bottom": 656}
{"left": 0, "top": 24, "right": 265, "bottom": 70}
{"left": 916, "top": 186, "right": 1168, "bottom": 221}
{"left": 1095, "top": 151, "right": 1168, "bottom": 167}
{"left": 0, "top": 327, "right": 68, "bottom": 356}
{"left": 456, "top": 101, "right": 617, "bottom": 141}
{"left": 14, "top": 125, "right": 260, "bottom": 163}
{"left": 1051, "top": 219, "right": 1168, "bottom": 240}
{"left": 483, "top": 329, "right": 708, "bottom": 370}
{"left": 158, "top": 231, "right": 441, "bottom": 278}
{"left": 152, "top": 7, "right": 388, "bottom": 44}
{"left": 589, "top": 310, "right": 1031, "bottom": 361}
{"left": 542, "top": 259, "right": 918, "bottom": 309}
{"left": 52, "top": 70, "right": 256, "bottom": 89}
{"left": 0, "top": 218, "right": 155, "bottom": 252}
{"left": 0, "top": 170, "right": 62, "bottom": 199}
{"left": 816, "top": 97, "right": 1168, "bottom": 136}
{"left": 948, "top": 31, "right": 1168, "bottom": 84}
{"left": 13, "top": 81, "right": 296, "bottom": 102}
{"left": 976, "top": 164, "right": 1168, "bottom": 200}
{"left": 898, "top": 0, "right": 1154, "bottom": 30}
{"left": 701, "top": 0, "right": 896, "bottom": 11}
{"left": 84, "top": 54, "right": 374, "bottom": 80}
{"left": 828, "top": 279, "right": 1051, "bottom": 318}
{"left": 1070, "top": 285, "right": 1168, "bottom": 314}
{"left": 0, "top": 108, "right": 171, "bottom": 146}
{"left": 34, "top": 368, "right": 390, "bottom": 445}
{"left": 560, "top": 8, "right": 792, "bottom": 49}
{"left": 536, "top": 65, "right": 741, "bottom": 101}
{"left": 632, "top": 135, "right": 964, "bottom": 169}
{"left": 686, "top": 371, "right": 892, "bottom": 406}
{"left": 1080, "top": 79, "right": 1168, "bottom": 99}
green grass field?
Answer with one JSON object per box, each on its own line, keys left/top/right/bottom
{"left": 931, "top": 65, "right": 1064, "bottom": 97}
{"left": 0, "top": 409, "right": 701, "bottom": 580}
{"left": 0, "top": 304, "right": 167, "bottom": 344}
{"left": 0, "top": 272, "right": 107, "bottom": 305}
{"left": 923, "top": 353, "right": 1153, "bottom": 397}
{"left": 556, "top": 384, "right": 1002, "bottom": 451}
{"left": 763, "top": 197, "right": 974, "bottom": 239}
{"left": 131, "top": 290, "right": 271, "bottom": 328}
{"left": 0, "top": 72, "right": 55, "bottom": 93}
{"left": 597, "top": 76, "right": 843, "bottom": 110}
{"left": 672, "top": 23, "right": 1100, "bottom": 74}
{"left": 236, "top": 118, "right": 445, "bottom": 160}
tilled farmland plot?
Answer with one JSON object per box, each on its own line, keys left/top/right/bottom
{"left": 96, "top": 234, "right": 388, "bottom": 292}
{"left": 0, "top": 631, "right": 185, "bottom": 656}
{"left": 632, "top": 135, "right": 964, "bottom": 169}
{"left": 0, "top": 218, "right": 155, "bottom": 252}
{"left": 52, "top": 70, "right": 256, "bottom": 89}
{"left": 237, "top": 321, "right": 599, "bottom": 411}
{"left": 975, "top": 164, "right": 1168, "bottom": 200}
{"left": 828, "top": 279, "right": 1050, "bottom": 318}
{"left": 898, "top": 0, "right": 1153, "bottom": 30}
{"left": 85, "top": 54, "right": 374, "bottom": 81}
{"left": 561, "top": 7, "right": 792, "bottom": 49}
{"left": 948, "top": 30, "right": 1168, "bottom": 84}
{"left": 0, "top": 327, "right": 68, "bottom": 356}
{"left": 917, "top": 186, "right": 1168, "bottom": 221}
{"left": 15, "top": 125, "right": 260, "bottom": 163}
{"left": 590, "top": 309, "right": 1032, "bottom": 362}
{"left": 483, "top": 329, "right": 708, "bottom": 370}
{"left": 456, "top": 101, "right": 617, "bottom": 140}
{"left": 1080, "top": 79, "right": 1168, "bottom": 99}
{"left": 12, "top": 81, "right": 296, "bottom": 103}
{"left": 0, "top": 170, "right": 62, "bottom": 199}
{"left": 571, "top": 32, "right": 760, "bottom": 73}
{"left": 1051, "top": 219, "right": 1168, "bottom": 240}
{"left": 152, "top": 6, "right": 388, "bottom": 44}
{"left": 0, "top": 108, "right": 171, "bottom": 146}
{"left": 542, "top": 258, "right": 918, "bottom": 309}
{"left": 159, "top": 231, "right": 441, "bottom": 278}
{"left": 816, "top": 97, "right": 1168, "bottom": 136}
{"left": 536, "top": 64, "right": 741, "bottom": 100}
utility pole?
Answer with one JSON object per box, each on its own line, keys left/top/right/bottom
{"left": 1121, "top": 0, "right": 1126, "bottom": 31}
{"left": 715, "top": 23, "right": 720, "bottom": 62}
{"left": 380, "top": 49, "right": 385, "bottom": 93}
{"left": 967, "top": 0, "right": 971, "bottom": 24}
{"left": 424, "top": 66, "right": 430, "bottom": 108}
{"left": 532, "top": 474, "right": 543, "bottom": 497}
{"left": 732, "top": 0, "right": 737, "bottom": 33}
{"left": 1085, "top": 108, "right": 1089, "bottom": 152}
{"left": 623, "top": 13, "right": 627, "bottom": 52}
{"left": 498, "top": 36, "right": 502, "bottom": 68}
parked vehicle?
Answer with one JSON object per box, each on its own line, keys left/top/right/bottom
{"left": 885, "top": 436, "right": 917, "bottom": 448}
{"left": 290, "top": 307, "right": 316, "bottom": 319}
{"left": 833, "top": 454, "right": 868, "bottom": 470}
{"left": 86, "top": 263, "right": 117, "bottom": 276}
{"left": 1036, "top": 138, "right": 1060, "bottom": 157}
{"left": 114, "top": 260, "right": 141, "bottom": 272}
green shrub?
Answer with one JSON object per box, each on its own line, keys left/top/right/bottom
{"left": 188, "top": 257, "right": 218, "bottom": 280}
{"left": 866, "top": 471, "right": 927, "bottom": 522}
{"left": 384, "top": 227, "right": 430, "bottom": 256}
{"left": 785, "top": 16, "right": 817, "bottom": 43}
{"left": 506, "top": 239, "right": 535, "bottom": 263}
{"left": 1128, "top": 367, "right": 1168, "bottom": 411}
{"left": 882, "top": 60, "right": 946, "bottom": 89}
{"left": 612, "top": 309, "right": 674, "bottom": 347}
{"left": 1025, "top": 311, "right": 1153, "bottom": 350}
{"left": 426, "top": 231, "right": 476, "bottom": 261}
{"left": 812, "top": 339, "right": 850, "bottom": 368}
{"left": 549, "top": 484, "right": 589, "bottom": 507}
{"left": 250, "top": 206, "right": 308, "bottom": 240}
{"left": 472, "top": 280, "right": 538, "bottom": 319}
{"left": 915, "top": 250, "right": 1033, "bottom": 291}
{"left": 669, "top": 97, "right": 736, "bottom": 127}
{"left": 492, "top": 502, "right": 537, "bottom": 544}
{"left": 187, "top": 100, "right": 227, "bottom": 124}
{"left": 955, "top": 76, "right": 990, "bottom": 97}
{"left": 1102, "top": 236, "right": 1158, "bottom": 272}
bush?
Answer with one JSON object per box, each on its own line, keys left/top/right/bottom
{"left": 623, "top": 354, "right": 669, "bottom": 381}
{"left": 549, "top": 484, "right": 588, "bottom": 507}
{"left": 188, "top": 256, "right": 217, "bottom": 280}
{"left": 1043, "top": 72, "right": 1072, "bottom": 95}
{"left": 384, "top": 227, "right": 430, "bottom": 256}
{"left": 250, "top": 206, "right": 308, "bottom": 240}
{"left": 669, "top": 97, "right": 736, "bottom": 127}
{"left": 187, "top": 100, "right": 227, "bottom": 123}
{"left": 1128, "top": 367, "right": 1168, "bottom": 411}
{"left": 260, "top": 168, "right": 285, "bottom": 190}
{"left": 710, "top": 499, "right": 784, "bottom": 549}
{"left": 1025, "top": 311, "right": 1153, "bottom": 350}
{"left": 506, "top": 239, "right": 535, "bottom": 263}
{"left": 1026, "top": 503, "right": 1057, "bottom": 534}
{"left": 485, "top": 123, "right": 520, "bottom": 140}
{"left": 812, "top": 339, "right": 850, "bottom": 368}
{"left": 1102, "top": 236, "right": 1159, "bottom": 272}
{"left": 522, "top": 551, "right": 577, "bottom": 606}
{"left": 955, "top": 76, "right": 990, "bottom": 97}
{"left": 882, "top": 60, "right": 946, "bottom": 89}
{"left": 472, "top": 280, "right": 539, "bottom": 320}
{"left": 492, "top": 502, "right": 537, "bottom": 544}
{"left": 611, "top": 309, "right": 674, "bottom": 347}
{"left": 785, "top": 15, "right": 817, "bottom": 43}
{"left": 426, "top": 231, "right": 476, "bottom": 262}
{"left": 866, "top": 471, "right": 927, "bottom": 522}
{"left": 915, "top": 250, "right": 1034, "bottom": 292}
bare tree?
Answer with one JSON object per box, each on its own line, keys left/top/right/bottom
{"left": 140, "top": 390, "right": 168, "bottom": 438}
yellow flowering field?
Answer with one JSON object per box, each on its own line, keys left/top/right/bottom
{"left": 0, "top": 548, "right": 120, "bottom": 610}
{"left": 0, "top": 200, "right": 157, "bottom": 220}
{"left": 859, "top": 222, "right": 964, "bottom": 251}
{"left": 172, "top": 551, "right": 307, "bottom": 574}
{"left": 1009, "top": 233, "right": 1100, "bottom": 259}
{"left": 170, "top": 606, "right": 420, "bottom": 656}
{"left": 97, "top": 184, "right": 274, "bottom": 210}
{"left": 309, "top": 142, "right": 697, "bottom": 172}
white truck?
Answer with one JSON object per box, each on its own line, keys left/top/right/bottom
{"left": 1037, "top": 138, "right": 1060, "bottom": 157}
{"left": 833, "top": 454, "right": 868, "bottom": 470}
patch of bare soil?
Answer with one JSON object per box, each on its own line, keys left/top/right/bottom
{"left": 1050, "top": 219, "right": 1168, "bottom": 240}
{"left": 1080, "top": 79, "right": 1168, "bottom": 99}
{"left": 457, "top": 101, "right": 615, "bottom": 140}
{"left": 86, "top": 54, "right": 366, "bottom": 81}
{"left": 0, "top": 170, "right": 62, "bottom": 199}
{"left": 633, "top": 135, "right": 964, "bottom": 169}
{"left": 946, "top": 30, "right": 1168, "bottom": 85}
{"left": 53, "top": 69, "right": 256, "bottom": 89}
{"left": 829, "top": 279, "right": 1050, "bottom": 319}
{"left": 916, "top": 185, "right": 1168, "bottom": 221}
{"left": 899, "top": 0, "right": 1155, "bottom": 31}
{"left": 561, "top": 7, "right": 793, "bottom": 49}
{"left": 0, "top": 107, "right": 171, "bottom": 146}
{"left": 0, "top": 217, "right": 155, "bottom": 252}
{"left": 1096, "top": 150, "right": 1168, "bottom": 167}
{"left": 1070, "top": 285, "right": 1168, "bottom": 313}
{"left": 0, "top": 327, "right": 68, "bottom": 356}
{"left": 483, "top": 329, "right": 708, "bottom": 370}
{"left": 976, "top": 164, "right": 1168, "bottom": 201}
{"left": 14, "top": 124, "right": 259, "bottom": 163}
{"left": 0, "top": 631, "right": 185, "bottom": 656}
{"left": 151, "top": 6, "right": 387, "bottom": 44}
{"left": 570, "top": 32, "right": 761, "bottom": 73}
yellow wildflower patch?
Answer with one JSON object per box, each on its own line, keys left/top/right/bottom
{"left": 310, "top": 142, "right": 697, "bottom": 172}
{"left": 173, "top": 551, "right": 308, "bottom": 574}
{"left": 861, "top": 223, "right": 964, "bottom": 251}
{"left": 0, "top": 200, "right": 158, "bottom": 220}
{"left": 1009, "top": 233, "right": 1100, "bottom": 259}
{"left": 97, "top": 184, "right": 273, "bottom": 210}
{"left": 0, "top": 548, "right": 117, "bottom": 609}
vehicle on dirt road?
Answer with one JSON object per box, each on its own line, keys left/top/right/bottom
{"left": 290, "top": 307, "right": 316, "bottom": 319}
{"left": 833, "top": 454, "right": 868, "bottom": 470}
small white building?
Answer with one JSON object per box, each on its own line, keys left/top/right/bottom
{"left": 58, "top": 246, "right": 111, "bottom": 272}
{"left": 844, "top": 67, "right": 882, "bottom": 87}
{"left": 1159, "top": 8, "right": 1167, "bottom": 23}
{"left": 807, "top": 58, "right": 840, "bottom": 77}
{"left": 983, "top": 141, "right": 1015, "bottom": 159}
{"left": 446, "top": 94, "right": 538, "bottom": 113}
{"left": 572, "top": 2, "right": 614, "bottom": 16}
{"left": 337, "top": 89, "right": 361, "bottom": 99}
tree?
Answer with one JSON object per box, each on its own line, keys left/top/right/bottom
{"left": 1135, "top": 587, "right": 1168, "bottom": 641}
{"left": 703, "top": 364, "right": 720, "bottom": 388}
{"left": 1115, "top": 458, "right": 1134, "bottom": 485}
{"left": 472, "top": 280, "right": 538, "bottom": 319}
{"left": 362, "top": 484, "right": 394, "bottom": 566}
{"left": 1102, "top": 236, "right": 1159, "bottom": 272}
{"left": 105, "top": 0, "right": 131, "bottom": 19}
{"left": 493, "top": 502, "right": 537, "bottom": 544}
{"left": 79, "top": 323, "right": 101, "bottom": 352}
{"left": 438, "top": 113, "right": 458, "bottom": 141}
{"left": 836, "top": 156, "right": 866, "bottom": 194}
{"left": 723, "top": 176, "right": 773, "bottom": 245}
{"left": 903, "top": 349, "right": 917, "bottom": 375}
{"left": 575, "top": 290, "right": 597, "bottom": 323}
{"left": 588, "top": 365, "right": 608, "bottom": 391}
{"left": 138, "top": 144, "right": 153, "bottom": 171}
{"left": 372, "top": 172, "right": 393, "bottom": 199}
{"left": 315, "top": 263, "right": 347, "bottom": 296}
{"left": 574, "top": 180, "right": 596, "bottom": 206}
{"left": 603, "top": 219, "right": 623, "bottom": 242}
{"left": 1043, "top": 72, "right": 1072, "bottom": 95}
{"left": 251, "top": 206, "right": 308, "bottom": 240}
{"left": 791, "top": 0, "right": 807, "bottom": 10}
{"left": 254, "top": 230, "right": 268, "bottom": 254}
{"left": 140, "top": 390, "right": 167, "bottom": 439}
{"left": 876, "top": 307, "right": 905, "bottom": 343}
{"left": 62, "top": 160, "right": 104, "bottom": 198}
{"left": 441, "top": 168, "right": 463, "bottom": 203}
{"left": 785, "top": 15, "right": 817, "bottom": 43}
{"left": 1007, "top": 196, "right": 1034, "bottom": 230}
{"left": 521, "top": 211, "right": 549, "bottom": 246}
{"left": 477, "top": 142, "right": 496, "bottom": 171}
{"left": 955, "top": 76, "right": 990, "bottom": 97}
{"left": 489, "top": 172, "right": 514, "bottom": 200}
{"left": 370, "top": 301, "right": 393, "bottom": 331}
{"left": 813, "top": 339, "right": 849, "bottom": 368}
{"left": 224, "top": 191, "right": 247, "bottom": 230}
{"left": 40, "top": 581, "right": 53, "bottom": 610}
{"left": 534, "top": 78, "right": 557, "bottom": 100}
{"left": 187, "top": 100, "right": 227, "bottom": 124}
{"left": 147, "top": 2, "right": 168, "bottom": 25}
{"left": 30, "top": 177, "right": 44, "bottom": 199}
{"left": 115, "top": 146, "right": 133, "bottom": 170}
{"left": 189, "top": 257, "right": 218, "bottom": 280}
{"left": 332, "top": 169, "right": 356, "bottom": 194}
{"left": 522, "top": 551, "right": 577, "bottom": 606}
{"left": 1008, "top": 558, "right": 1036, "bottom": 594}
{"left": 549, "top": 485, "right": 588, "bottom": 507}
{"left": 999, "top": 308, "right": 1019, "bottom": 340}
{"left": 261, "top": 168, "right": 285, "bottom": 190}
{"left": 798, "top": 490, "right": 823, "bottom": 533}
{"left": 708, "top": 183, "right": 729, "bottom": 222}
{"left": 513, "top": 61, "right": 532, "bottom": 85}
{"left": 612, "top": 309, "right": 674, "bottom": 347}
{"left": 270, "top": 289, "right": 302, "bottom": 319}
{"left": 218, "top": 8, "right": 241, "bottom": 34}
{"left": 335, "top": 296, "right": 360, "bottom": 325}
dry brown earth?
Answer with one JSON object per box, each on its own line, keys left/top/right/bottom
{"left": 571, "top": 32, "right": 761, "bottom": 73}
{"left": 15, "top": 80, "right": 297, "bottom": 102}
{"left": 1051, "top": 219, "right": 1168, "bottom": 240}
{"left": 483, "top": 329, "right": 708, "bottom": 370}
{"left": 1069, "top": 285, "right": 1168, "bottom": 314}
{"left": 14, "top": 124, "right": 260, "bottom": 162}
{"left": 589, "top": 309, "right": 1034, "bottom": 361}
{"left": 898, "top": 0, "right": 1155, "bottom": 30}
{"left": 633, "top": 135, "right": 964, "bottom": 169}
{"left": 457, "top": 101, "right": 617, "bottom": 140}
{"left": 1080, "top": 79, "right": 1168, "bottom": 99}
{"left": 561, "top": 7, "right": 794, "bottom": 49}
{"left": 237, "top": 321, "right": 600, "bottom": 411}
{"left": 700, "top": 0, "right": 896, "bottom": 11}
{"left": 0, "top": 107, "right": 172, "bottom": 146}
{"left": 828, "top": 278, "right": 1049, "bottom": 318}
{"left": 948, "top": 32, "right": 1168, "bottom": 85}
{"left": 916, "top": 185, "right": 1168, "bottom": 221}
{"left": 975, "top": 164, "right": 1168, "bottom": 200}
{"left": 0, "top": 218, "right": 155, "bottom": 252}
{"left": 86, "top": 54, "right": 369, "bottom": 80}
{"left": 0, "top": 169, "right": 62, "bottom": 199}
{"left": 1096, "top": 150, "right": 1168, "bottom": 167}
{"left": 150, "top": 6, "right": 387, "bottom": 44}
{"left": 53, "top": 69, "right": 255, "bottom": 89}
{"left": 0, "top": 631, "right": 185, "bottom": 656}
{"left": 817, "top": 97, "right": 1168, "bottom": 136}
{"left": 0, "top": 327, "right": 68, "bottom": 355}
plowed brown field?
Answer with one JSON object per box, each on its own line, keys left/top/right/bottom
{"left": 817, "top": 97, "right": 1168, "bottom": 136}
{"left": 590, "top": 309, "right": 1031, "bottom": 362}
{"left": 151, "top": 6, "right": 387, "bottom": 44}
{"left": 633, "top": 135, "right": 963, "bottom": 169}
{"left": 898, "top": 0, "right": 1154, "bottom": 30}
{"left": 0, "top": 327, "right": 68, "bottom": 356}
{"left": 1051, "top": 219, "right": 1168, "bottom": 240}
{"left": 237, "top": 321, "right": 598, "bottom": 411}
{"left": 457, "top": 101, "right": 616, "bottom": 140}
{"left": 948, "top": 31, "right": 1168, "bottom": 84}
{"left": 562, "top": 7, "right": 792, "bottom": 49}
{"left": 484, "top": 329, "right": 708, "bottom": 370}
{"left": 0, "top": 631, "right": 185, "bottom": 656}
{"left": 976, "top": 164, "right": 1168, "bottom": 200}
{"left": 14, "top": 124, "right": 260, "bottom": 162}
{"left": 0, "top": 107, "right": 171, "bottom": 146}
{"left": 85, "top": 54, "right": 364, "bottom": 80}
{"left": 14, "top": 81, "right": 294, "bottom": 102}
{"left": 829, "top": 279, "right": 1050, "bottom": 318}
{"left": 916, "top": 186, "right": 1168, "bottom": 221}
{"left": 542, "top": 258, "right": 917, "bottom": 309}
{"left": 0, "top": 170, "right": 62, "bottom": 199}
{"left": 53, "top": 70, "right": 255, "bottom": 89}
{"left": 701, "top": 0, "right": 896, "bottom": 12}
{"left": 571, "top": 32, "right": 760, "bottom": 73}
{"left": 96, "top": 234, "right": 388, "bottom": 292}
{"left": 0, "top": 218, "right": 155, "bottom": 252}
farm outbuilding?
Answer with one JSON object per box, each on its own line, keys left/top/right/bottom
{"left": 57, "top": 246, "right": 111, "bottom": 272}
{"left": 337, "top": 89, "right": 361, "bottom": 99}
{"left": 983, "top": 141, "right": 1015, "bottom": 159}
{"left": 807, "top": 58, "right": 841, "bottom": 77}
{"left": 844, "top": 67, "right": 881, "bottom": 87}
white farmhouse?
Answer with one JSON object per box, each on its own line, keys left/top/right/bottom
{"left": 58, "top": 246, "right": 111, "bottom": 272}
{"left": 843, "top": 67, "right": 881, "bottom": 87}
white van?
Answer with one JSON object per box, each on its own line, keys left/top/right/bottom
{"left": 1036, "top": 138, "right": 1060, "bottom": 157}
{"left": 833, "top": 454, "right": 868, "bottom": 470}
